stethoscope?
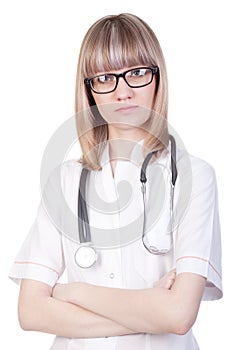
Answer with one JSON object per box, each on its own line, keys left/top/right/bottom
{"left": 74, "top": 134, "right": 177, "bottom": 268}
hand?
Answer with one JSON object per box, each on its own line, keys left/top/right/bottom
{"left": 153, "top": 269, "right": 176, "bottom": 290}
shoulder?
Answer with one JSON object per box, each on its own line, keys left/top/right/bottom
{"left": 42, "top": 159, "right": 83, "bottom": 196}
{"left": 175, "top": 149, "right": 218, "bottom": 204}
{"left": 59, "top": 159, "right": 83, "bottom": 190}
{"left": 177, "top": 148, "right": 216, "bottom": 183}
{"left": 60, "top": 159, "right": 82, "bottom": 177}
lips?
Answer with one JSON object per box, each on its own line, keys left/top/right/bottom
{"left": 115, "top": 105, "right": 139, "bottom": 113}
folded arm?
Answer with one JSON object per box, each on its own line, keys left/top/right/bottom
{"left": 18, "top": 279, "right": 138, "bottom": 338}
{"left": 18, "top": 270, "right": 175, "bottom": 338}
{"left": 53, "top": 272, "right": 206, "bottom": 335}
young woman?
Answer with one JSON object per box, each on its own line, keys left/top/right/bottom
{"left": 9, "top": 13, "right": 222, "bottom": 349}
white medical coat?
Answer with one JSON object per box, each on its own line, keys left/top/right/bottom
{"left": 9, "top": 140, "right": 222, "bottom": 350}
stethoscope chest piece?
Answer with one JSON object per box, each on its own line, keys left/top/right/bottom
{"left": 74, "top": 245, "right": 97, "bottom": 268}
{"left": 76, "top": 135, "right": 177, "bottom": 266}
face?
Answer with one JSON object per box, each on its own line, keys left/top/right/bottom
{"left": 89, "top": 66, "right": 157, "bottom": 140}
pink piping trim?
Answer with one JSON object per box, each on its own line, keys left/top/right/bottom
{"left": 14, "top": 261, "right": 59, "bottom": 276}
{"left": 176, "top": 256, "right": 221, "bottom": 279}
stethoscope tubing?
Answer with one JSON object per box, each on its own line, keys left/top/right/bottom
{"left": 78, "top": 167, "right": 91, "bottom": 243}
{"left": 76, "top": 135, "right": 177, "bottom": 267}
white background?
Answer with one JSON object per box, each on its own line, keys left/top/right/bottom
{"left": 1, "top": 0, "right": 232, "bottom": 349}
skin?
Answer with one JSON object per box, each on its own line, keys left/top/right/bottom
{"left": 19, "top": 271, "right": 205, "bottom": 337}
{"left": 18, "top": 270, "right": 179, "bottom": 338}
{"left": 18, "top": 66, "right": 206, "bottom": 338}
{"left": 92, "top": 66, "right": 157, "bottom": 176}
{"left": 51, "top": 272, "right": 205, "bottom": 335}
{"left": 93, "top": 66, "right": 157, "bottom": 142}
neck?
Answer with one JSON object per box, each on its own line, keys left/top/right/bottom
{"left": 107, "top": 128, "right": 147, "bottom": 163}
{"left": 108, "top": 125, "right": 148, "bottom": 142}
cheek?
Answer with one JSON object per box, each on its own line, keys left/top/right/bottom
{"left": 91, "top": 94, "right": 111, "bottom": 121}
{"left": 135, "top": 82, "right": 156, "bottom": 111}
{"left": 91, "top": 93, "right": 105, "bottom": 106}
{"left": 96, "top": 104, "right": 112, "bottom": 121}
{"left": 144, "top": 82, "right": 156, "bottom": 108}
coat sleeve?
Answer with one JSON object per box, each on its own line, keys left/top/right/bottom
{"left": 8, "top": 165, "right": 65, "bottom": 287}
{"left": 174, "top": 156, "right": 222, "bottom": 301}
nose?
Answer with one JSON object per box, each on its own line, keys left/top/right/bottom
{"left": 115, "top": 77, "right": 134, "bottom": 101}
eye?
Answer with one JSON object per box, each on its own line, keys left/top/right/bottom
{"left": 131, "top": 68, "right": 147, "bottom": 77}
{"left": 97, "top": 74, "right": 112, "bottom": 83}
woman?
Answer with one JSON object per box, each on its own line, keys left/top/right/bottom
{"left": 9, "top": 13, "right": 222, "bottom": 349}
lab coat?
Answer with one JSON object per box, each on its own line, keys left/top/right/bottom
{"left": 9, "top": 140, "right": 222, "bottom": 349}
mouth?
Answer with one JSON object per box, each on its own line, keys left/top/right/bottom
{"left": 115, "top": 105, "right": 139, "bottom": 113}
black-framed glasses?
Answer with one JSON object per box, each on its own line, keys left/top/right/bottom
{"left": 84, "top": 66, "right": 159, "bottom": 94}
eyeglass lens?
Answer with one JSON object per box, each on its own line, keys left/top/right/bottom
{"left": 90, "top": 67, "right": 154, "bottom": 93}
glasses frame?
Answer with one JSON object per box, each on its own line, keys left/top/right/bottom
{"left": 84, "top": 66, "right": 159, "bottom": 94}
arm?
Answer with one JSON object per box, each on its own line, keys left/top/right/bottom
{"left": 18, "top": 279, "right": 138, "bottom": 338}
{"left": 53, "top": 272, "right": 206, "bottom": 335}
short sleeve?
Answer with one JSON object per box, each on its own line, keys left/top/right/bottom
{"left": 175, "top": 157, "right": 222, "bottom": 301}
{"left": 8, "top": 166, "right": 65, "bottom": 287}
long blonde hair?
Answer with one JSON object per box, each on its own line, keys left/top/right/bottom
{"left": 75, "top": 13, "right": 169, "bottom": 170}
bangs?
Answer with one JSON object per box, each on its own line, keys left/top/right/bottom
{"left": 83, "top": 16, "right": 157, "bottom": 77}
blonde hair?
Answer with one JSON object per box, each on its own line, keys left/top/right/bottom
{"left": 75, "top": 13, "right": 169, "bottom": 170}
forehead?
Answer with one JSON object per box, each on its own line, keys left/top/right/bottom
{"left": 83, "top": 19, "right": 156, "bottom": 77}
{"left": 86, "top": 48, "right": 153, "bottom": 77}
{"left": 94, "top": 66, "right": 148, "bottom": 75}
